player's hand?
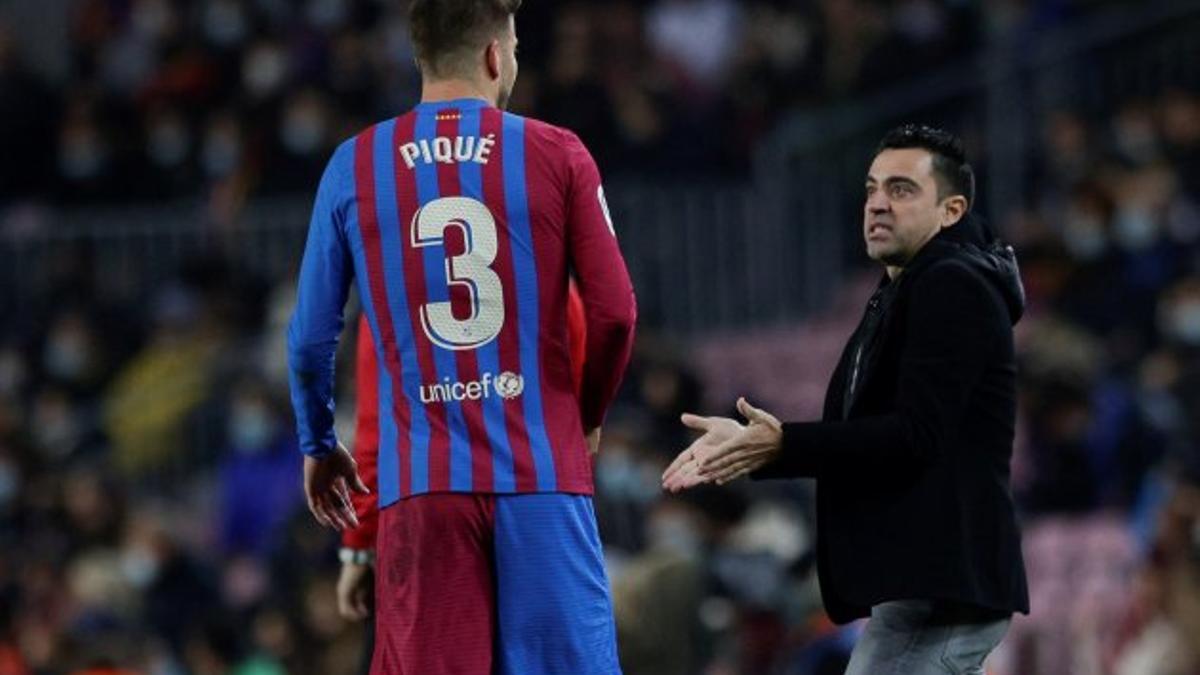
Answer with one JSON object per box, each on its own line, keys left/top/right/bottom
{"left": 662, "top": 413, "right": 744, "bottom": 492}
{"left": 337, "top": 561, "right": 374, "bottom": 621}
{"left": 697, "top": 398, "right": 783, "bottom": 485}
{"left": 585, "top": 427, "right": 602, "bottom": 456}
{"left": 304, "top": 442, "right": 370, "bottom": 531}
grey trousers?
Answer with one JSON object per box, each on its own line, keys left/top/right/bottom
{"left": 844, "top": 600, "right": 1010, "bottom": 675}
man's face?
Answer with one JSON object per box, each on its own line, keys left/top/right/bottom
{"left": 495, "top": 17, "right": 518, "bottom": 110}
{"left": 863, "top": 148, "right": 949, "bottom": 268}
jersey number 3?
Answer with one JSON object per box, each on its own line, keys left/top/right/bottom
{"left": 411, "top": 196, "right": 505, "bottom": 351}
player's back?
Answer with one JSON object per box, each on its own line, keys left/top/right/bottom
{"left": 339, "top": 98, "right": 634, "bottom": 506}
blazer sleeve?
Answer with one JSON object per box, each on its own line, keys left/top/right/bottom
{"left": 755, "top": 261, "right": 1006, "bottom": 479}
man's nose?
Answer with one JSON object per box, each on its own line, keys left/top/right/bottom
{"left": 866, "top": 193, "right": 890, "bottom": 213}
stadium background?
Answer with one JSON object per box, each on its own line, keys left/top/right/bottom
{"left": 1, "top": 0, "right": 1200, "bottom": 673}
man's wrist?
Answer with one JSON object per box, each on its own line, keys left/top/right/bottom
{"left": 338, "top": 547, "right": 375, "bottom": 566}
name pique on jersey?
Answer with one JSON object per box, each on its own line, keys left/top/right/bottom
{"left": 399, "top": 134, "right": 497, "bottom": 169}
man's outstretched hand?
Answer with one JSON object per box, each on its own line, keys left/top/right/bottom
{"left": 662, "top": 398, "right": 784, "bottom": 492}
{"left": 661, "top": 413, "right": 744, "bottom": 493}
{"left": 304, "top": 442, "right": 370, "bottom": 531}
{"left": 698, "top": 398, "right": 784, "bottom": 485}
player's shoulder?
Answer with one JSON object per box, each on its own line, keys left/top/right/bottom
{"left": 510, "top": 113, "right": 589, "bottom": 155}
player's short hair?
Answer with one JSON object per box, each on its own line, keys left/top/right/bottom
{"left": 875, "top": 124, "right": 975, "bottom": 208}
{"left": 409, "top": 0, "right": 522, "bottom": 79}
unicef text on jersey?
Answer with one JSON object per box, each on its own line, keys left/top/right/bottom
{"left": 419, "top": 371, "right": 525, "bottom": 404}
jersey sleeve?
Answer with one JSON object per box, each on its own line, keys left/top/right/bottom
{"left": 562, "top": 132, "right": 637, "bottom": 430}
{"left": 342, "top": 314, "right": 380, "bottom": 550}
{"left": 287, "top": 142, "right": 355, "bottom": 458}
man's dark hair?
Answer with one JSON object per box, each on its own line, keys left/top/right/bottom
{"left": 876, "top": 124, "right": 975, "bottom": 208}
{"left": 409, "top": 0, "right": 522, "bottom": 78}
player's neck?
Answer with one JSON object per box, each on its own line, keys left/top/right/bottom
{"left": 420, "top": 80, "right": 495, "bottom": 107}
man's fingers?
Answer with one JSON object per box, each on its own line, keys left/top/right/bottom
{"left": 337, "top": 592, "right": 354, "bottom": 619}
{"left": 672, "top": 464, "right": 712, "bottom": 492}
{"left": 333, "top": 479, "right": 361, "bottom": 528}
{"left": 738, "top": 397, "right": 777, "bottom": 427}
{"left": 311, "top": 501, "right": 336, "bottom": 530}
{"left": 350, "top": 470, "right": 371, "bottom": 495}
{"left": 354, "top": 587, "right": 372, "bottom": 618}
{"left": 343, "top": 589, "right": 368, "bottom": 621}
{"left": 662, "top": 448, "right": 694, "bottom": 482}
{"left": 713, "top": 458, "right": 758, "bottom": 485}
{"left": 680, "top": 413, "right": 711, "bottom": 431}
{"left": 317, "top": 492, "right": 352, "bottom": 531}
{"left": 317, "top": 499, "right": 343, "bottom": 531}
{"left": 698, "top": 437, "right": 742, "bottom": 471}
{"left": 666, "top": 454, "right": 713, "bottom": 492}
{"left": 307, "top": 495, "right": 334, "bottom": 529}
{"left": 737, "top": 397, "right": 763, "bottom": 422}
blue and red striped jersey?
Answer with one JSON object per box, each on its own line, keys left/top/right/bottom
{"left": 288, "top": 99, "right": 637, "bottom": 506}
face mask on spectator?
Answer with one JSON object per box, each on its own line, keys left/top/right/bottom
{"left": 595, "top": 448, "right": 658, "bottom": 504}
{"left": 1113, "top": 206, "right": 1160, "bottom": 251}
{"left": 243, "top": 44, "right": 288, "bottom": 99}
{"left": 1166, "top": 301, "right": 1200, "bottom": 345}
{"left": 202, "top": 128, "right": 241, "bottom": 178}
{"left": 120, "top": 544, "right": 161, "bottom": 589}
{"left": 204, "top": 0, "right": 249, "bottom": 49}
{"left": 43, "top": 333, "right": 88, "bottom": 382}
{"left": 1064, "top": 215, "right": 1107, "bottom": 262}
{"left": 229, "top": 403, "right": 277, "bottom": 452}
{"left": 147, "top": 117, "right": 191, "bottom": 168}
{"left": 281, "top": 105, "right": 326, "bottom": 156}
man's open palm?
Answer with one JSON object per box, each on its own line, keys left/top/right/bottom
{"left": 661, "top": 414, "right": 743, "bottom": 492}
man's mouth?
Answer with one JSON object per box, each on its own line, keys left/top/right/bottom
{"left": 867, "top": 223, "right": 892, "bottom": 239}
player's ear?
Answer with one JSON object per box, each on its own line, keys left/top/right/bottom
{"left": 485, "top": 39, "right": 502, "bottom": 82}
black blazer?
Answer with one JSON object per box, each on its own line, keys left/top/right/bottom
{"left": 755, "top": 216, "right": 1030, "bottom": 623}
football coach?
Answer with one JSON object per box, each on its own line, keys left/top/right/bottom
{"left": 663, "top": 124, "right": 1030, "bottom": 674}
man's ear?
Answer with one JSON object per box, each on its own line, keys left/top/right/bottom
{"left": 485, "top": 39, "right": 501, "bottom": 81}
{"left": 941, "top": 195, "right": 968, "bottom": 228}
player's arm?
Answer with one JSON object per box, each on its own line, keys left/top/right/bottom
{"left": 287, "top": 142, "right": 367, "bottom": 530}
{"left": 338, "top": 314, "right": 378, "bottom": 621}
{"left": 563, "top": 132, "right": 637, "bottom": 437}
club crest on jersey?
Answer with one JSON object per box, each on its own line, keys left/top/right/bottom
{"left": 494, "top": 371, "right": 525, "bottom": 400}
{"left": 419, "top": 371, "right": 525, "bottom": 404}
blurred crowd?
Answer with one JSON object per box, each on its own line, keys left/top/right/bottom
{"left": 3, "top": 1, "right": 1200, "bottom": 674}
{"left": 1, "top": 0, "right": 1098, "bottom": 209}
{"left": 994, "top": 89, "right": 1200, "bottom": 674}
{"left": 2, "top": 86, "right": 1199, "bottom": 674}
